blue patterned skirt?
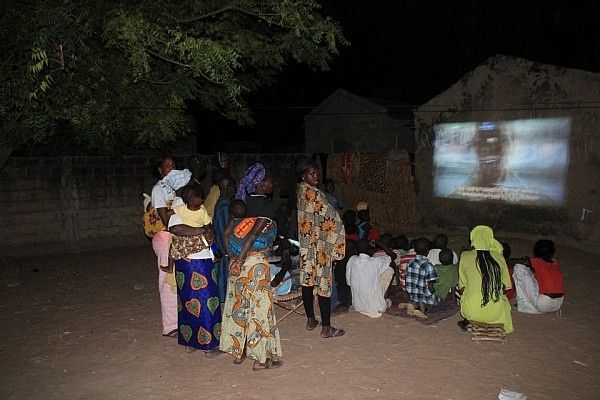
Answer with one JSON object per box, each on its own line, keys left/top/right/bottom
{"left": 175, "top": 258, "right": 222, "bottom": 351}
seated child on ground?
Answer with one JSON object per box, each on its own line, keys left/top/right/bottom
{"left": 356, "top": 208, "right": 380, "bottom": 242}
{"left": 397, "top": 235, "right": 415, "bottom": 291}
{"left": 346, "top": 239, "right": 395, "bottom": 318}
{"left": 427, "top": 233, "right": 458, "bottom": 265}
{"left": 512, "top": 239, "right": 564, "bottom": 314}
{"left": 342, "top": 210, "right": 360, "bottom": 242}
{"left": 374, "top": 233, "right": 402, "bottom": 290}
{"left": 433, "top": 248, "right": 459, "bottom": 301}
{"left": 404, "top": 238, "right": 444, "bottom": 318}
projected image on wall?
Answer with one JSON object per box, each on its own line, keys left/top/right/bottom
{"left": 433, "top": 118, "right": 571, "bottom": 206}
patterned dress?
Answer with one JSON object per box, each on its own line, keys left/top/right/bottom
{"left": 297, "top": 181, "right": 346, "bottom": 297}
{"left": 175, "top": 251, "right": 222, "bottom": 351}
{"left": 219, "top": 218, "right": 282, "bottom": 363}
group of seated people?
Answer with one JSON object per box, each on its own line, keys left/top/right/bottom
{"left": 330, "top": 203, "right": 565, "bottom": 334}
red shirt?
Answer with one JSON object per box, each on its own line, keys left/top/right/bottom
{"left": 530, "top": 258, "right": 564, "bottom": 295}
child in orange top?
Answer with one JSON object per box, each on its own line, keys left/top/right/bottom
{"left": 512, "top": 239, "right": 564, "bottom": 314}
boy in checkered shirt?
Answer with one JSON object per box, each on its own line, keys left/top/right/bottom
{"left": 405, "top": 238, "right": 445, "bottom": 318}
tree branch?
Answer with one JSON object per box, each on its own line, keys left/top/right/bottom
{"left": 178, "top": 5, "right": 235, "bottom": 23}
{"left": 179, "top": 5, "right": 281, "bottom": 25}
{"left": 145, "top": 48, "right": 193, "bottom": 69}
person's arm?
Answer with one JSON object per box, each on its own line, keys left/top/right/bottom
{"left": 156, "top": 207, "right": 170, "bottom": 227}
{"left": 229, "top": 218, "right": 270, "bottom": 277}
{"left": 425, "top": 262, "right": 438, "bottom": 293}
{"left": 169, "top": 224, "right": 214, "bottom": 244}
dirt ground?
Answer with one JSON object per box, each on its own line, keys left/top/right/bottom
{"left": 1, "top": 237, "right": 599, "bottom": 400}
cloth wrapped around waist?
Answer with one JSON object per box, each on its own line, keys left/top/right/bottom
{"left": 170, "top": 234, "right": 210, "bottom": 259}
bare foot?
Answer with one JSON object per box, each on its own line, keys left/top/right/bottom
{"left": 306, "top": 317, "right": 319, "bottom": 331}
{"left": 205, "top": 347, "right": 223, "bottom": 358}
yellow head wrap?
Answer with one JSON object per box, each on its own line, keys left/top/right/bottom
{"left": 470, "top": 225, "right": 503, "bottom": 253}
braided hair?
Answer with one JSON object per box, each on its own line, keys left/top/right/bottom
{"left": 236, "top": 162, "right": 266, "bottom": 201}
{"left": 476, "top": 250, "right": 503, "bottom": 307}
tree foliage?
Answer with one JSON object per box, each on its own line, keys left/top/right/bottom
{"left": 0, "top": 0, "right": 347, "bottom": 154}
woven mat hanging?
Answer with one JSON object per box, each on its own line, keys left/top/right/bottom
{"left": 327, "top": 152, "right": 417, "bottom": 235}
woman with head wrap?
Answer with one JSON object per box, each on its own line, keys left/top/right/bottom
{"left": 297, "top": 159, "right": 346, "bottom": 338}
{"left": 458, "top": 225, "right": 513, "bottom": 333}
{"left": 236, "top": 162, "right": 275, "bottom": 219}
{"left": 149, "top": 155, "right": 178, "bottom": 338}
{"left": 220, "top": 163, "right": 283, "bottom": 370}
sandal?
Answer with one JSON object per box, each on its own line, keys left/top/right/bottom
{"left": 162, "top": 329, "right": 178, "bottom": 338}
{"left": 306, "top": 318, "right": 320, "bottom": 331}
{"left": 320, "top": 327, "right": 345, "bottom": 338}
{"left": 412, "top": 309, "right": 428, "bottom": 319}
{"left": 184, "top": 346, "right": 197, "bottom": 354}
{"left": 252, "top": 359, "right": 284, "bottom": 371}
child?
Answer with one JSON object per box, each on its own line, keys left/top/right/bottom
{"left": 342, "top": 210, "right": 360, "bottom": 242}
{"left": 173, "top": 185, "right": 212, "bottom": 227}
{"left": 396, "top": 235, "right": 415, "bottom": 291}
{"left": 427, "top": 233, "right": 458, "bottom": 265}
{"left": 346, "top": 239, "right": 395, "bottom": 318}
{"left": 512, "top": 239, "right": 564, "bottom": 314}
{"left": 405, "top": 238, "right": 444, "bottom": 318}
{"left": 356, "top": 208, "right": 380, "bottom": 242}
{"left": 374, "top": 233, "right": 402, "bottom": 291}
{"left": 324, "top": 178, "right": 343, "bottom": 211}
{"left": 433, "top": 248, "right": 459, "bottom": 301}
{"left": 167, "top": 185, "right": 212, "bottom": 272}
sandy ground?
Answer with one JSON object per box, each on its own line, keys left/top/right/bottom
{"left": 1, "top": 239, "right": 599, "bottom": 400}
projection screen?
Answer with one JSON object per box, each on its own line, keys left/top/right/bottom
{"left": 433, "top": 118, "right": 571, "bottom": 206}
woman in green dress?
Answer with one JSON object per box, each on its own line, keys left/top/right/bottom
{"left": 458, "top": 225, "right": 513, "bottom": 333}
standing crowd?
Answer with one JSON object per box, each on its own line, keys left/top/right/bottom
{"left": 144, "top": 154, "right": 565, "bottom": 370}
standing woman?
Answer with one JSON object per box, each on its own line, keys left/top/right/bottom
{"left": 150, "top": 155, "right": 178, "bottom": 338}
{"left": 458, "top": 225, "right": 513, "bottom": 333}
{"left": 297, "top": 160, "right": 346, "bottom": 338}
{"left": 168, "top": 190, "right": 222, "bottom": 356}
{"left": 220, "top": 163, "right": 283, "bottom": 370}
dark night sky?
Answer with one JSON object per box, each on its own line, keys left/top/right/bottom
{"left": 199, "top": 0, "right": 600, "bottom": 154}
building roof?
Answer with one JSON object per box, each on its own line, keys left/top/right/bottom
{"left": 416, "top": 54, "right": 600, "bottom": 114}
{"left": 306, "top": 88, "right": 414, "bottom": 120}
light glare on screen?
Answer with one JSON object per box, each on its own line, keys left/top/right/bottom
{"left": 433, "top": 118, "right": 571, "bottom": 206}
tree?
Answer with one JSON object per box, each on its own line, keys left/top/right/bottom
{"left": 0, "top": 0, "right": 347, "bottom": 154}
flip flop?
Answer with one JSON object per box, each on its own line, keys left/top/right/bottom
{"left": 184, "top": 346, "right": 197, "bottom": 354}
{"left": 252, "top": 359, "right": 284, "bottom": 371}
{"left": 411, "top": 309, "right": 428, "bottom": 319}
{"left": 321, "top": 327, "right": 345, "bottom": 338}
{"left": 306, "top": 319, "right": 320, "bottom": 331}
{"left": 162, "top": 329, "right": 178, "bottom": 338}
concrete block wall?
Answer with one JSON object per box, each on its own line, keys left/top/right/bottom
{"left": 0, "top": 153, "right": 304, "bottom": 250}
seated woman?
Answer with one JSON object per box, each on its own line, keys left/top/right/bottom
{"left": 458, "top": 225, "right": 513, "bottom": 333}
{"left": 512, "top": 239, "right": 564, "bottom": 314}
